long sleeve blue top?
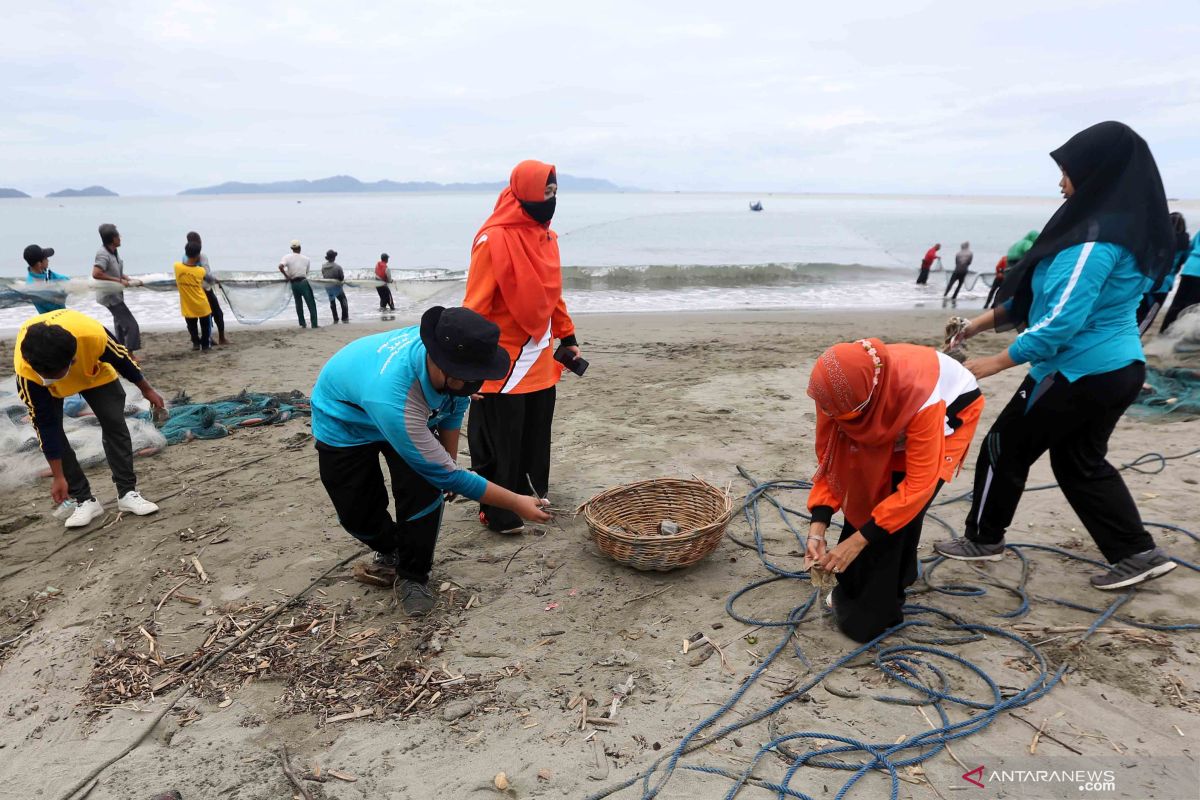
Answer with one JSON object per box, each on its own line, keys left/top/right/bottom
{"left": 1006, "top": 242, "right": 1149, "bottom": 382}
{"left": 1181, "top": 232, "right": 1200, "bottom": 279}
{"left": 310, "top": 327, "right": 487, "bottom": 500}
{"left": 25, "top": 268, "right": 70, "bottom": 314}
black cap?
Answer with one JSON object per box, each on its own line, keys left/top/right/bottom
{"left": 380, "top": 253, "right": 389, "bottom": 261}
{"left": 24, "top": 244, "right": 55, "bottom": 265}
{"left": 419, "top": 306, "right": 510, "bottom": 382}
{"left": 326, "top": 249, "right": 337, "bottom": 261}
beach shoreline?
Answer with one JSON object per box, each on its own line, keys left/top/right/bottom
{"left": 1, "top": 307, "right": 1197, "bottom": 799}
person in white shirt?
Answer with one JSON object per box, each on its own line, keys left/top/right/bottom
{"left": 277, "top": 240, "right": 318, "bottom": 328}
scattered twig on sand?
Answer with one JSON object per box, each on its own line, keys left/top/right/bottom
{"left": 190, "top": 556, "right": 208, "bottom": 583}
{"left": 56, "top": 550, "right": 367, "bottom": 800}
{"left": 503, "top": 546, "right": 527, "bottom": 573}
{"left": 916, "top": 706, "right": 968, "bottom": 772}
{"left": 1009, "top": 712, "right": 1079, "bottom": 755}
{"left": 155, "top": 579, "right": 192, "bottom": 612}
{"left": 620, "top": 586, "right": 670, "bottom": 607}
{"left": 279, "top": 745, "right": 314, "bottom": 800}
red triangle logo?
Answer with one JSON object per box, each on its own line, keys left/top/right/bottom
{"left": 962, "top": 765, "right": 985, "bottom": 788}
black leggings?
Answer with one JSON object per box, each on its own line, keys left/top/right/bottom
{"left": 468, "top": 387, "right": 556, "bottom": 531}
{"left": 832, "top": 475, "right": 943, "bottom": 643}
{"left": 185, "top": 316, "right": 212, "bottom": 350}
{"left": 204, "top": 288, "right": 225, "bottom": 337}
{"left": 944, "top": 271, "right": 967, "bottom": 299}
{"left": 965, "top": 362, "right": 1154, "bottom": 563}
{"left": 377, "top": 285, "right": 395, "bottom": 311}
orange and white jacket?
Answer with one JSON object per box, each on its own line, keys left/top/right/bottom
{"left": 808, "top": 352, "right": 984, "bottom": 543}
{"left": 463, "top": 234, "right": 576, "bottom": 395}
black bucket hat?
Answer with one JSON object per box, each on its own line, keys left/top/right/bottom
{"left": 419, "top": 306, "right": 510, "bottom": 381}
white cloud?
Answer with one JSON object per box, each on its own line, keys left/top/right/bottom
{"left": 1, "top": 0, "right": 1197, "bottom": 195}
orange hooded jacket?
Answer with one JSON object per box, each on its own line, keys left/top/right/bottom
{"left": 463, "top": 160, "right": 575, "bottom": 395}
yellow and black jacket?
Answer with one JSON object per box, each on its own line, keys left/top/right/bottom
{"left": 13, "top": 309, "right": 143, "bottom": 460}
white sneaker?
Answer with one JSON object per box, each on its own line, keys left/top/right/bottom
{"left": 64, "top": 499, "right": 105, "bottom": 529}
{"left": 117, "top": 491, "right": 159, "bottom": 516}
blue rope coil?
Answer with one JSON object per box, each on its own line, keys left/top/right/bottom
{"left": 585, "top": 451, "right": 1197, "bottom": 800}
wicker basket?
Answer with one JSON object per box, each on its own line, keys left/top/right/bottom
{"left": 579, "top": 477, "right": 733, "bottom": 571}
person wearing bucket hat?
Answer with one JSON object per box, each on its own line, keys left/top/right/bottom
{"left": 311, "top": 305, "right": 551, "bottom": 616}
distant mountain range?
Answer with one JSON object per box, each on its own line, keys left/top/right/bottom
{"left": 179, "top": 174, "right": 633, "bottom": 195}
{"left": 47, "top": 186, "right": 119, "bottom": 198}
{"left": 0, "top": 188, "right": 31, "bottom": 199}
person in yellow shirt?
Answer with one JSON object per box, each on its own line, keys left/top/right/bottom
{"left": 14, "top": 309, "right": 167, "bottom": 528}
{"left": 174, "top": 242, "right": 213, "bottom": 351}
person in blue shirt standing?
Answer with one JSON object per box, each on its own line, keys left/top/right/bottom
{"left": 1160, "top": 226, "right": 1200, "bottom": 334}
{"left": 23, "top": 244, "right": 70, "bottom": 314}
{"left": 311, "top": 305, "right": 551, "bottom": 616}
{"left": 1136, "top": 212, "right": 1188, "bottom": 333}
{"left": 935, "top": 121, "right": 1178, "bottom": 590}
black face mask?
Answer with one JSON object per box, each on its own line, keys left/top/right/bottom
{"left": 519, "top": 196, "right": 556, "bottom": 224}
{"left": 445, "top": 379, "right": 483, "bottom": 397}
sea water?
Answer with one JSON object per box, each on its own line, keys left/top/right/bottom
{"left": 3, "top": 191, "right": 1195, "bottom": 332}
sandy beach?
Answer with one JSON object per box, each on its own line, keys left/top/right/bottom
{"left": 1, "top": 308, "right": 1198, "bottom": 799}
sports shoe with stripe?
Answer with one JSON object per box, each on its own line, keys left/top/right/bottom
{"left": 934, "top": 538, "right": 1006, "bottom": 561}
{"left": 1090, "top": 548, "right": 1177, "bottom": 590}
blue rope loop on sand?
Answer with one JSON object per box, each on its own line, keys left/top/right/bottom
{"left": 584, "top": 451, "right": 1198, "bottom": 800}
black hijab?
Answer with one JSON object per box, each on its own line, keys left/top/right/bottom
{"left": 996, "top": 121, "right": 1175, "bottom": 324}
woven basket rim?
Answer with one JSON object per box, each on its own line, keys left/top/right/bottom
{"left": 579, "top": 476, "right": 733, "bottom": 544}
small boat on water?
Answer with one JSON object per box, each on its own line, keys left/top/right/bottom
{"left": 749, "top": 201, "right": 763, "bottom": 212}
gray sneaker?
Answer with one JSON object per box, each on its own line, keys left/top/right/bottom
{"left": 1091, "top": 548, "right": 1177, "bottom": 590}
{"left": 934, "top": 538, "right": 1006, "bottom": 561}
{"left": 399, "top": 579, "right": 437, "bottom": 617}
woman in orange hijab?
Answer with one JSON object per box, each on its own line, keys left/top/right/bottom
{"left": 464, "top": 160, "right": 580, "bottom": 534}
{"left": 805, "top": 339, "right": 984, "bottom": 642}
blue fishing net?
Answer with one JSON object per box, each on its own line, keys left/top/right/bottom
{"left": 1130, "top": 367, "right": 1200, "bottom": 418}
{"left": 156, "top": 390, "right": 310, "bottom": 444}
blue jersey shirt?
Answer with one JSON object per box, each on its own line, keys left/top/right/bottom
{"left": 1007, "top": 242, "right": 1149, "bottom": 382}
{"left": 26, "top": 268, "right": 70, "bottom": 314}
{"left": 1181, "top": 232, "right": 1200, "bottom": 279}
{"left": 311, "top": 327, "right": 487, "bottom": 501}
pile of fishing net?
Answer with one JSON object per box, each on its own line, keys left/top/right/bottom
{"left": 0, "top": 380, "right": 310, "bottom": 491}
{"left": 0, "top": 378, "right": 166, "bottom": 493}
{"left": 159, "top": 390, "right": 310, "bottom": 444}
{"left": 1131, "top": 367, "right": 1200, "bottom": 418}
{"left": 1134, "top": 307, "right": 1200, "bottom": 419}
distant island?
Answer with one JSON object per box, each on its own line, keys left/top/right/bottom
{"left": 0, "top": 187, "right": 31, "bottom": 199}
{"left": 179, "top": 173, "right": 632, "bottom": 196}
{"left": 47, "top": 186, "right": 119, "bottom": 198}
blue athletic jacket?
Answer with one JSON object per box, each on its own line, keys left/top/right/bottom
{"left": 26, "top": 268, "right": 70, "bottom": 314}
{"left": 311, "top": 327, "right": 487, "bottom": 500}
{"left": 1006, "top": 242, "right": 1149, "bottom": 382}
{"left": 1182, "top": 232, "right": 1200, "bottom": 279}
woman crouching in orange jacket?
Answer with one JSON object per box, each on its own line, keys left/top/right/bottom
{"left": 804, "top": 339, "right": 984, "bottom": 642}
{"left": 463, "top": 160, "right": 580, "bottom": 534}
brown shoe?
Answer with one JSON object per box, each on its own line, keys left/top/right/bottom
{"left": 353, "top": 551, "right": 398, "bottom": 588}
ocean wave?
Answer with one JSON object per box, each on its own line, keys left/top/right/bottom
{"left": 559, "top": 262, "right": 892, "bottom": 290}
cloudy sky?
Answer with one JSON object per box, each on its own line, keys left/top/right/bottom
{"left": 5, "top": 1, "right": 1199, "bottom": 196}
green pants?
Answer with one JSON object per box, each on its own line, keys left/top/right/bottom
{"left": 290, "top": 279, "right": 318, "bottom": 327}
